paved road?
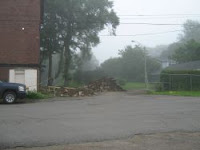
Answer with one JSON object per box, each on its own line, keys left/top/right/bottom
{"left": 1, "top": 92, "right": 200, "bottom": 149}
{"left": 6, "top": 132, "right": 200, "bottom": 150}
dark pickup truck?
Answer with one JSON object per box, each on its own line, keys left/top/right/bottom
{"left": 0, "top": 81, "right": 26, "bottom": 104}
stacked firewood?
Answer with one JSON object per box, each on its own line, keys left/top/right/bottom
{"left": 40, "top": 86, "right": 94, "bottom": 97}
{"left": 40, "top": 77, "right": 124, "bottom": 97}
{"left": 87, "top": 77, "right": 124, "bottom": 92}
{"left": 58, "top": 87, "right": 94, "bottom": 97}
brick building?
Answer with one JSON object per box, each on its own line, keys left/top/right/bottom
{"left": 0, "top": 0, "right": 43, "bottom": 91}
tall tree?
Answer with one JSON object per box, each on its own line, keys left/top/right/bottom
{"left": 101, "top": 46, "right": 161, "bottom": 82}
{"left": 179, "top": 20, "right": 200, "bottom": 43}
{"left": 160, "top": 20, "right": 200, "bottom": 63}
{"left": 40, "top": 0, "right": 63, "bottom": 86}
{"left": 172, "top": 40, "right": 200, "bottom": 63}
{"left": 56, "top": 0, "right": 119, "bottom": 86}
{"left": 41, "top": 0, "right": 119, "bottom": 86}
{"left": 170, "top": 20, "right": 200, "bottom": 63}
{"left": 101, "top": 57, "right": 122, "bottom": 78}
{"left": 160, "top": 42, "right": 183, "bottom": 60}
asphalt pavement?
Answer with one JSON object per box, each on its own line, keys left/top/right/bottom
{"left": 0, "top": 92, "right": 200, "bottom": 149}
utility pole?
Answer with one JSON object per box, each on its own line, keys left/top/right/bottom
{"left": 131, "top": 40, "right": 149, "bottom": 90}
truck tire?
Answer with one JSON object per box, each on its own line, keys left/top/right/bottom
{"left": 3, "top": 91, "right": 17, "bottom": 104}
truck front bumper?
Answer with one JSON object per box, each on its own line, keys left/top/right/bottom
{"left": 17, "top": 92, "right": 26, "bottom": 99}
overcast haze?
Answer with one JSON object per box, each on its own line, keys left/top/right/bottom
{"left": 93, "top": 0, "right": 200, "bottom": 63}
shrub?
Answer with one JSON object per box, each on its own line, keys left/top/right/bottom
{"left": 27, "top": 91, "right": 49, "bottom": 99}
{"left": 154, "top": 83, "right": 163, "bottom": 92}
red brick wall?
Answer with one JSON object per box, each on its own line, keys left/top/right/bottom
{"left": 0, "top": 68, "right": 9, "bottom": 82}
{"left": 0, "top": 0, "right": 41, "bottom": 65}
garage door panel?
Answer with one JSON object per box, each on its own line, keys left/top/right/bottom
{"left": 15, "top": 70, "right": 25, "bottom": 84}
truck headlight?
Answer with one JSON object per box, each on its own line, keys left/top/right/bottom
{"left": 18, "top": 86, "right": 25, "bottom": 92}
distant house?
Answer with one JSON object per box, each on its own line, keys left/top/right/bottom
{"left": 165, "top": 60, "right": 200, "bottom": 71}
{"left": 0, "top": 0, "right": 43, "bottom": 91}
{"left": 157, "top": 59, "right": 176, "bottom": 69}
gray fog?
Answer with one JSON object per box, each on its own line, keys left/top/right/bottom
{"left": 93, "top": 0, "right": 200, "bottom": 63}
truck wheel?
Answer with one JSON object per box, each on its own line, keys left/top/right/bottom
{"left": 3, "top": 91, "right": 17, "bottom": 104}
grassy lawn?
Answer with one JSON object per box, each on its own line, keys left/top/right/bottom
{"left": 122, "top": 82, "right": 146, "bottom": 90}
{"left": 149, "top": 91, "right": 200, "bottom": 97}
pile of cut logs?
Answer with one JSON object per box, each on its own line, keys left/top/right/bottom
{"left": 87, "top": 77, "right": 124, "bottom": 92}
{"left": 58, "top": 87, "right": 94, "bottom": 97}
{"left": 40, "top": 77, "right": 124, "bottom": 97}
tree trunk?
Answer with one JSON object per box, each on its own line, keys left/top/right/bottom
{"left": 63, "top": 42, "right": 71, "bottom": 86}
{"left": 39, "top": 51, "right": 45, "bottom": 85}
{"left": 48, "top": 51, "right": 53, "bottom": 86}
{"left": 63, "top": 19, "right": 73, "bottom": 86}
{"left": 55, "top": 47, "right": 64, "bottom": 79}
{"left": 63, "top": 1, "right": 74, "bottom": 86}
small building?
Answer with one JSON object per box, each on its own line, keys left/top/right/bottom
{"left": 0, "top": 0, "right": 43, "bottom": 91}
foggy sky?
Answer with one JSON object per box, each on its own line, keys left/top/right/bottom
{"left": 93, "top": 0, "right": 200, "bottom": 63}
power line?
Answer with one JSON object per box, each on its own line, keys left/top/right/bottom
{"left": 120, "top": 16, "right": 200, "bottom": 20}
{"left": 119, "top": 23, "right": 183, "bottom": 26}
{"left": 118, "top": 14, "right": 200, "bottom": 17}
{"left": 100, "top": 30, "right": 182, "bottom": 37}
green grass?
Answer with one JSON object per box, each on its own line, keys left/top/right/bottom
{"left": 27, "top": 91, "right": 51, "bottom": 99}
{"left": 149, "top": 91, "right": 200, "bottom": 97}
{"left": 122, "top": 82, "right": 146, "bottom": 90}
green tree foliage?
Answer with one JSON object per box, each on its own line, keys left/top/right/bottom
{"left": 160, "top": 42, "right": 182, "bottom": 60}
{"left": 71, "top": 51, "right": 100, "bottom": 83}
{"left": 55, "top": 0, "right": 119, "bottom": 86}
{"left": 160, "top": 20, "right": 200, "bottom": 63}
{"left": 41, "top": 0, "right": 119, "bottom": 86}
{"left": 101, "top": 58, "right": 122, "bottom": 78}
{"left": 171, "top": 20, "right": 200, "bottom": 63}
{"left": 179, "top": 20, "right": 200, "bottom": 42}
{"left": 101, "top": 46, "right": 161, "bottom": 82}
{"left": 172, "top": 40, "right": 200, "bottom": 63}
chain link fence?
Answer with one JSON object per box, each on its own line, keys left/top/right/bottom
{"left": 149, "top": 73, "right": 200, "bottom": 91}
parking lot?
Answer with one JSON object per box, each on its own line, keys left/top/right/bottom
{"left": 1, "top": 92, "right": 200, "bottom": 149}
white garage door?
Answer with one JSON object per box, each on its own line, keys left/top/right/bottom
{"left": 15, "top": 70, "right": 25, "bottom": 84}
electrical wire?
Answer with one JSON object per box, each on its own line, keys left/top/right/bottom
{"left": 118, "top": 14, "right": 200, "bottom": 17}
{"left": 119, "top": 23, "right": 183, "bottom": 25}
{"left": 119, "top": 16, "right": 200, "bottom": 20}
{"left": 100, "top": 30, "right": 182, "bottom": 37}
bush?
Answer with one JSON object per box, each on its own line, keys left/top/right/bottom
{"left": 154, "top": 83, "right": 163, "bottom": 92}
{"left": 27, "top": 91, "right": 49, "bottom": 99}
{"left": 160, "top": 70, "right": 200, "bottom": 91}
